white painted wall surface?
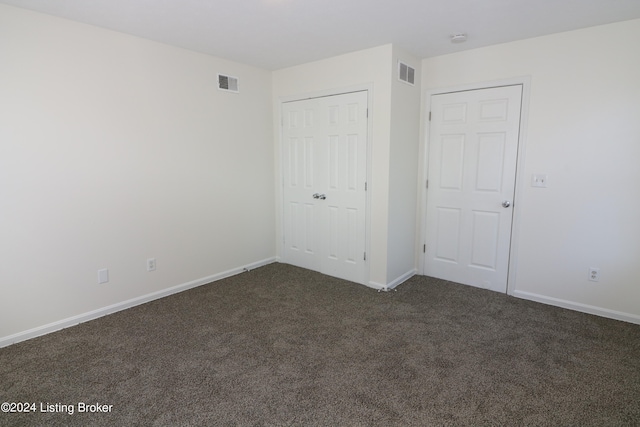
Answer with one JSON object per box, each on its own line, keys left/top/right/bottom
{"left": 421, "top": 20, "right": 640, "bottom": 321}
{"left": 272, "top": 45, "right": 394, "bottom": 287}
{"left": 387, "top": 46, "right": 421, "bottom": 285}
{"left": 0, "top": 5, "right": 275, "bottom": 341}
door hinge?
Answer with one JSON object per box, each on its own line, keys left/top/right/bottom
{"left": 366, "top": 108, "right": 369, "bottom": 118}
{"left": 364, "top": 252, "right": 367, "bottom": 261}
{"left": 428, "top": 111, "right": 432, "bottom": 121}
{"left": 423, "top": 244, "right": 426, "bottom": 253}
{"left": 426, "top": 179, "right": 429, "bottom": 189}
{"left": 365, "top": 182, "right": 367, "bottom": 191}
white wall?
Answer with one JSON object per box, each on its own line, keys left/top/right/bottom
{"left": 421, "top": 19, "right": 640, "bottom": 322}
{"left": 272, "top": 45, "right": 394, "bottom": 287}
{"left": 387, "top": 46, "right": 421, "bottom": 285}
{"left": 0, "top": 5, "right": 275, "bottom": 343}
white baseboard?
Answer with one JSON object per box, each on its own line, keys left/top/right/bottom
{"left": 368, "top": 269, "right": 417, "bottom": 291}
{"left": 0, "top": 257, "right": 277, "bottom": 348}
{"left": 365, "top": 281, "right": 386, "bottom": 291}
{"left": 387, "top": 269, "right": 417, "bottom": 290}
{"left": 513, "top": 290, "right": 640, "bottom": 325}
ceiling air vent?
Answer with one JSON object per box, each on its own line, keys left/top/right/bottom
{"left": 218, "top": 73, "right": 239, "bottom": 93}
{"left": 398, "top": 61, "right": 415, "bottom": 86}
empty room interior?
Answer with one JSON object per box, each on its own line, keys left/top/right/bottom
{"left": 1, "top": 0, "right": 639, "bottom": 425}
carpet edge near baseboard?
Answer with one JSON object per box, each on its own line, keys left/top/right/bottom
{"left": 0, "top": 257, "right": 277, "bottom": 349}
{"left": 512, "top": 290, "right": 640, "bottom": 325}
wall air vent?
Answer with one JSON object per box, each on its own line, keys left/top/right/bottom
{"left": 398, "top": 61, "right": 415, "bottom": 86}
{"left": 218, "top": 73, "right": 239, "bottom": 93}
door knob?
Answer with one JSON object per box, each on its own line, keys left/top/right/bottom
{"left": 313, "top": 193, "right": 320, "bottom": 199}
{"left": 319, "top": 194, "right": 326, "bottom": 200}
{"left": 502, "top": 200, "right": 511, "bottom": 208}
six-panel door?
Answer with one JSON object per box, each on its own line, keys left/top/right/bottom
{"left": 424, "top": 85, "right": 523, "bottom": 292}
{"left": 282, "top": 91, "right": 368, "bottom": 284}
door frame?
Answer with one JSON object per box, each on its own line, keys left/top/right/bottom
{"left": 418, "top": 77, "right": 531, "bottom": 295}
{"left": 276, "top": 84, "right": 373, "bottom": 286}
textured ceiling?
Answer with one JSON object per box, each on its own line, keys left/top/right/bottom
{"left": 2, "top": 0, "right": 640, "bottom": 70}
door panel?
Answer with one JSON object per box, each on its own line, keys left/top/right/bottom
{"left": 283, "top": 128, "right": 322, "bottom": 271}
{"left": 425, "top": 85, "right": 522, "bottom": 292}
{"left": 470, "top": 210, "right": 500, "bottom": 269}
{"left": 282, "top": 91, "right": 368, "bottom": 284}
{"left": 475, "top": 133, "right": 505, "bottom": 191}
{"left": 435, "top": 207, "right": 461, "bottom": 263}
{"left": 440, "top": 135, "right": 465, "bottom": 190}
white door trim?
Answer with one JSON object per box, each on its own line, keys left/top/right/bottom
{"left": 419, "top": 77, "right": 531, "bottom": 296}
{"left": 276, "top": 84, "right": 374, "bottom": 286}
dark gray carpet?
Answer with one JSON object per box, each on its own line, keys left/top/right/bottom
{"left": 1, "top": 263, "right": 639, "bottom": 426}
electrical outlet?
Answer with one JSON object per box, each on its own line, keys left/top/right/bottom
{"left": 588, "top": 267, "right": 600, "bottom": 282}
{"left": 98, "top": 268, "right": 109, "bottom": 284}
{"left": 147, "top": 258, "right": 156, "bottom": 272}
{"left": 531, "top": 174, "right": 548, "bottom": 188}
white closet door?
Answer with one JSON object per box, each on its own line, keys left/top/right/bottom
{"left": 282, "top": 91, "right": 368, "bottom": 284}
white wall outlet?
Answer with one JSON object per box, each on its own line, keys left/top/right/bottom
{"left": 147, "top": 258, "right": 156, "bottom": 272}
{"left": 98, "top": 268, "right": 109, "bottom": 284}
{"left": 531, "top": 174, "right": 548, "bottom": 188}
{"left": 588, "top": 267, "right": 600, "bottom": 282}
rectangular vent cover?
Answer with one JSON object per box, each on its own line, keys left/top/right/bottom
{"left": 218, "top": 73, "right": 239, "bottom": 93}
{"left": 398, "top": 61, "right": 415, "bottom": 85}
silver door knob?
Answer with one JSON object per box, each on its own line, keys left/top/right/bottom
{"left": 319, "top": 194, "right": 326, "bottom": 200}
{"left": 313, "top": 193, "right": 320, "bottom": 199}
{"left": 502, "top": 200, "right": 511, "bottom": 208}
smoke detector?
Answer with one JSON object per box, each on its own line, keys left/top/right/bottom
{"left": 451, "top": 33, "right": 468, "bottom": 43}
